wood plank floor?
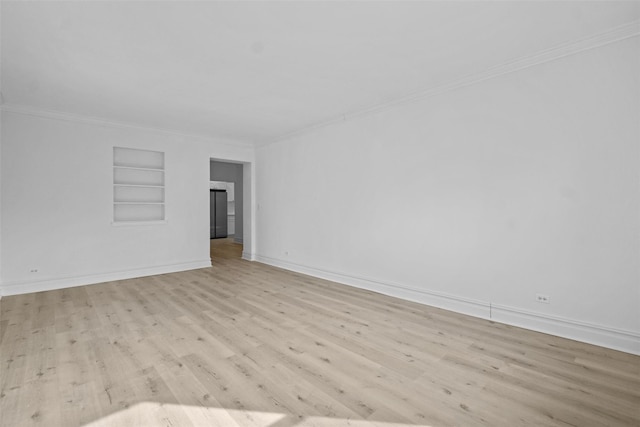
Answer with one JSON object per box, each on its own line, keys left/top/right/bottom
{"left": 210, "top": 237, "right": 243, "bottom": 260}
{"left": 1, "top": 253, "right": 639, "bottom": 426}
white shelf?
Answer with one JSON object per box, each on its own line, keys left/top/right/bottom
{"left": 114, "top": 202, "right": 164, "bottom": 205}
{"left": 114, "top": 146, "right": 164, "bottom": 169}
{"left": 113, "top": 165, "right": 165, "bottom": 172}
{"left": 114, "top": 167, "right": 164, "bottom": 187}
{"left": 112, "top": 220, "right": 167, "bottom": 226}
{"left": 114, "top": 184, "right": 164, "bottom": 188}
{"left": 114, "top": 147, "right": 165, "bottom": 223}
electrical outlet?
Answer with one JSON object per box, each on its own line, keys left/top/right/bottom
{"left": 536, "top": 294, "right": 550, "bottom": 304}
{"left": 29, "top": 268, "right": 39, "bottom": 273}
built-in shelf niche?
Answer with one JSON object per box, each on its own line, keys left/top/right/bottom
{"left": 113, "top": 147, "right": 165, "bottom": 223}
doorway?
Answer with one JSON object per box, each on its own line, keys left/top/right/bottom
{"left": 210, "top": 160, "right": 247, "bottom": 262}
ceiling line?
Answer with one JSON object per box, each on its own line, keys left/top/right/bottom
{"left": 0, "top": 103, "right": 255, "bottom": 149}
{"left": 261, "top": 19, "right": 640, "bottom": 147}
{"left": 2, "top": 20, "right": 638, "bottom": 148}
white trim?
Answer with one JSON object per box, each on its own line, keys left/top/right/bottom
{"left": 491, "top": 304, "right": 640, "bottom": 356}
{"left": 255, "top": 255, "right": 640, "bottom": 356}
{"left": 265, "top": 20, "right": 640, "bottom": 146}
{"left": 0, "top": 259, "right": 212, "bottom": 297}
{"left": 242, "top": 251, "right": 255, "bottom": 261}
{"left": 111, "top": 220, "right": 168, "bottom": 226}
{"left": 1, "top": 22, "right": 637, "bottom": 149}
{"left": 0, "top": 103, "right": 254, "bottom": 148}
{"left": 256, "top": 255, "right": 490, "bottom": 319}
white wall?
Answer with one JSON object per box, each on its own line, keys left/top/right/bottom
{"left": 243, "top": 161, "right": 255, "bottom": 261}
{"left": 256, "top": 37, "right": 640, "bottom": 354}
{"left": 0, "top": 110, "right": 254, "bottom": 296}
{"left": 0, "top": 105, "right": 2, "bottom": 290}
{"left": 0, "top": 1, "right": 4, "bottom": 289}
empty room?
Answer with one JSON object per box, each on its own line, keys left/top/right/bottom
{"left": 1, "top": 1, "right": 639, "bottom": 426}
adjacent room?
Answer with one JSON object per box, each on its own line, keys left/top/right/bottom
{"left": 1, "top": 1, "right": 639, "bottom": 426}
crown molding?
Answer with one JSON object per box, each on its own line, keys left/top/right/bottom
{"left": 264, "top": 19, "right": 640, "bottom": 146}
{"left": 0, "top": 103, "right": 256, "bottom": 149}
{"left": 3, "top": 20, "right": 638, "bottom": 148}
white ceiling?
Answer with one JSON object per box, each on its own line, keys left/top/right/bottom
{"left": 2, "top": 1, "right": 638, "bottom": 145}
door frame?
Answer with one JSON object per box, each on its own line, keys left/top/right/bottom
{"left": 209, "top": 158, "right": 255, "bottom": 261}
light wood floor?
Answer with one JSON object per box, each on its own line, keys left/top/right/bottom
{"left": 1, "top": 249, "right": 639, "bottom": 426}
{"left": 210, "top": 237, "right": 243, "bottom": 260}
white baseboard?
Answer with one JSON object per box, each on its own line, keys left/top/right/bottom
{"left": 242, "top": 251, "right": 255, "bottom": 261}
{"left": 490, "top": 304, "right": 640, "bottom": 355}
{"left": 0, "top": 259, "right": 212, "bottom": 297}
{"left": 255, "top": 255, "right": 640, "bottom": 355}
{"left": 256, "top": 255, "right": 490, "bottom": 318}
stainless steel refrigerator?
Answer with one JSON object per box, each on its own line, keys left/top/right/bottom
{"left": 210, "top": 189, "right": 228, "bottom": 239}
